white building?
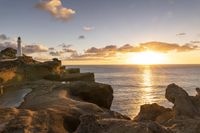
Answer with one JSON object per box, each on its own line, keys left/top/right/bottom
{"left": 17, "top": 37, "right": 22, "bottom": 57}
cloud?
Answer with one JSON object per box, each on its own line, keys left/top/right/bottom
{"left": 0, "top": 34, "right": 49, "bottom": 54}
{"left": 85, "top": 45, "right": 117, "bottom": 54}
{"left": 190, "top": 41, "right": 200, "bottom": 44}
{"left": 118, "top": 44, "right": 143, "bottom": 53}
{"left": 58, "top": 43, "right": 72, "bottom": 48}
{"left": 1, "top": 34, "right": 199, "bottom": 62}
{"left": 79, "top": 35, "right": 85, "bottom": 39}
{"left": 85, "top": 42, "right": 198, "bottom": 55}
{"left": 36, "top": 0, "right": 75, "bottom": 21}
{"left": 83, "top": 26, "right": 95, "bottom": 31}
{"left": 49, "top": 47, "right": 55, "bottom": 50}
{"left": 49, "top": 46, "right": 77, "bottom": 56}
{"left": 0, "top": 41, "right": 16, "bottom": 50}
{"left": 63, "top": 48, "right": 76, "bottom": 53}
{"left": 66, "top": 41, "right": 199, "bottom": 61}
{"left": 49, "top": 51, "right": 64, "bottom": 56}
{"left": 67, "top": 52, "right": 108, "bottom": 61}
{"left": 0, "top": 34, "right": 9, "bottom": 41}
{"left": 176, "top": 33, "right": 186, "bottom": 36}
{"left": 84, "top": 42, "right": 198, "bottom": 55}
{"left": 0, "top": 42, "right": 49, "bottom": 54}
{"left": 139, "top": 42, "right": 197, "bottom": 52}
{"left": 23, "top": 44, "right": 49, "bottom": 54}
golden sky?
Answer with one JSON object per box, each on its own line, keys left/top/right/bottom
{"left": 62, "top": 42, "right": 200, "bottom": 65}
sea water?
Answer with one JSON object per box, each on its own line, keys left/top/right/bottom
{"left": 68, "top": 65, "right": 200, "bottom": 118}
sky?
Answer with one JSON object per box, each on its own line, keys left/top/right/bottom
{"left": 0, "top": 0, "right": 200, "bottom": 64}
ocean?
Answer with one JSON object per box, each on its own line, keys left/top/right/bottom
{"left": 68, "top": 65, "right": 200, "bottom": 118}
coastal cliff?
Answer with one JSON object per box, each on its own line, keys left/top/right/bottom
{"left": 0, "top": 52, "right": 200, "bottom": 132}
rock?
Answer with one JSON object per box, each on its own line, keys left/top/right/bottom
{"left": 164, "top": 117, "right": 200, "bottom": 133}
{"left": 43, "top": 74, "right": 62, "bottom": 81}
{"left": 75, "top": 114, "right": 172, "bottom": 133}
{"left": 196, "top": 88, "right": 200, "bottom": 97}
{"left": 133, "top": 84, "right": 200, "bottom": 133}
{"left": 0, "top": 58, "right": 62, "bottom": 83}
{"left": 17, "top": 55, "right": 38, "bottom": 64}
{"left": 65, "top": 68, "right": 80, "bottom": 74}
{"left": 147, "top": 121, "right": 173, "bottom": 133}
{"left": 61, "top": 73, "right": 95, "bottom": 82}
{"left": 155, "top": 111, "right": 174, "bottom": 124}
{"left": 165, "top": 83, "right": 199, "bottom": 118}
{"left": 134, "top": 103, "right": 172, "bottom": 122}
{"left": 67, "top": 81, "right": 113, "bottom": 109}
{"left": 44, "top": 72, "right": 95, "bottom": 82}
{"left": 0, "top": 108, "right": 76, "bottom": 133}
{"left": 0, "top": 80, "right": 127, "bottom": 133}
{"left": 23, "top": 60, "right": 61, "bottom": 80}
{"left": 75, "top": 115, "right": 101, "bottom": 133}
{"left": 0, "top": 69, "right": 16, "bottom": 83}
{"left": 0, "top": 47, "right": 17, "bottom": 59}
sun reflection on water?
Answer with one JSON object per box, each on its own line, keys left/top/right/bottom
{"left": 130, "top": 65, "right": 156, "bottom": 118}
{"left": 142, "top": 65, "right": 154, "bottom": 104}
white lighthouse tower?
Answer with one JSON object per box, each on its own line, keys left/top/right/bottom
{"left": 17, "top": 37, "right": 22, "bottom": 57}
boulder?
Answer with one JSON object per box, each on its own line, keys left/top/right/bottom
{"left": 196, "top": 88, "right": 200, "bottom": 97}
{"left": 67, "top": 81, "right": 113, "bottom": 109}
{"left": 165, "top": 83, "right": 199, "bottom": 118}
{"left": 134, "top": 103, "right": 172, "bottom": 122}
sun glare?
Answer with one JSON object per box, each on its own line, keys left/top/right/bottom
{"left": 127, "top": 51, "right": 166, "bottom": 65}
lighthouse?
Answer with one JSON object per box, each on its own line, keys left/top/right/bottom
{"left": 17, "top": 37, "right": 22, "bottom": 57}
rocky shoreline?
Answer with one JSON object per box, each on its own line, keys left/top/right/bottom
{"left": 0, "top": 55, "right": 200, "bottom": 132}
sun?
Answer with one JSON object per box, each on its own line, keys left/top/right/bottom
{"left": 127, "top": 51, "right": 166, "bottom": 65}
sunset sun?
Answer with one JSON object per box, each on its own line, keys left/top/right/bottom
{"left": 127, "top": 51, "right": 166, "bottom": 65}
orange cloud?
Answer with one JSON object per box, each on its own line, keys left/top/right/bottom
{"left": 36, "top": 0, "right": 75, "bottom": 21}
{"left": 66, "top": 42, "right": 199, "bottom": 61}
{"left": 140, "top": 42, "right": 198, "bottom": 52}
{"left": 83, "top": 26, "right": 95, "bottom": 31}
